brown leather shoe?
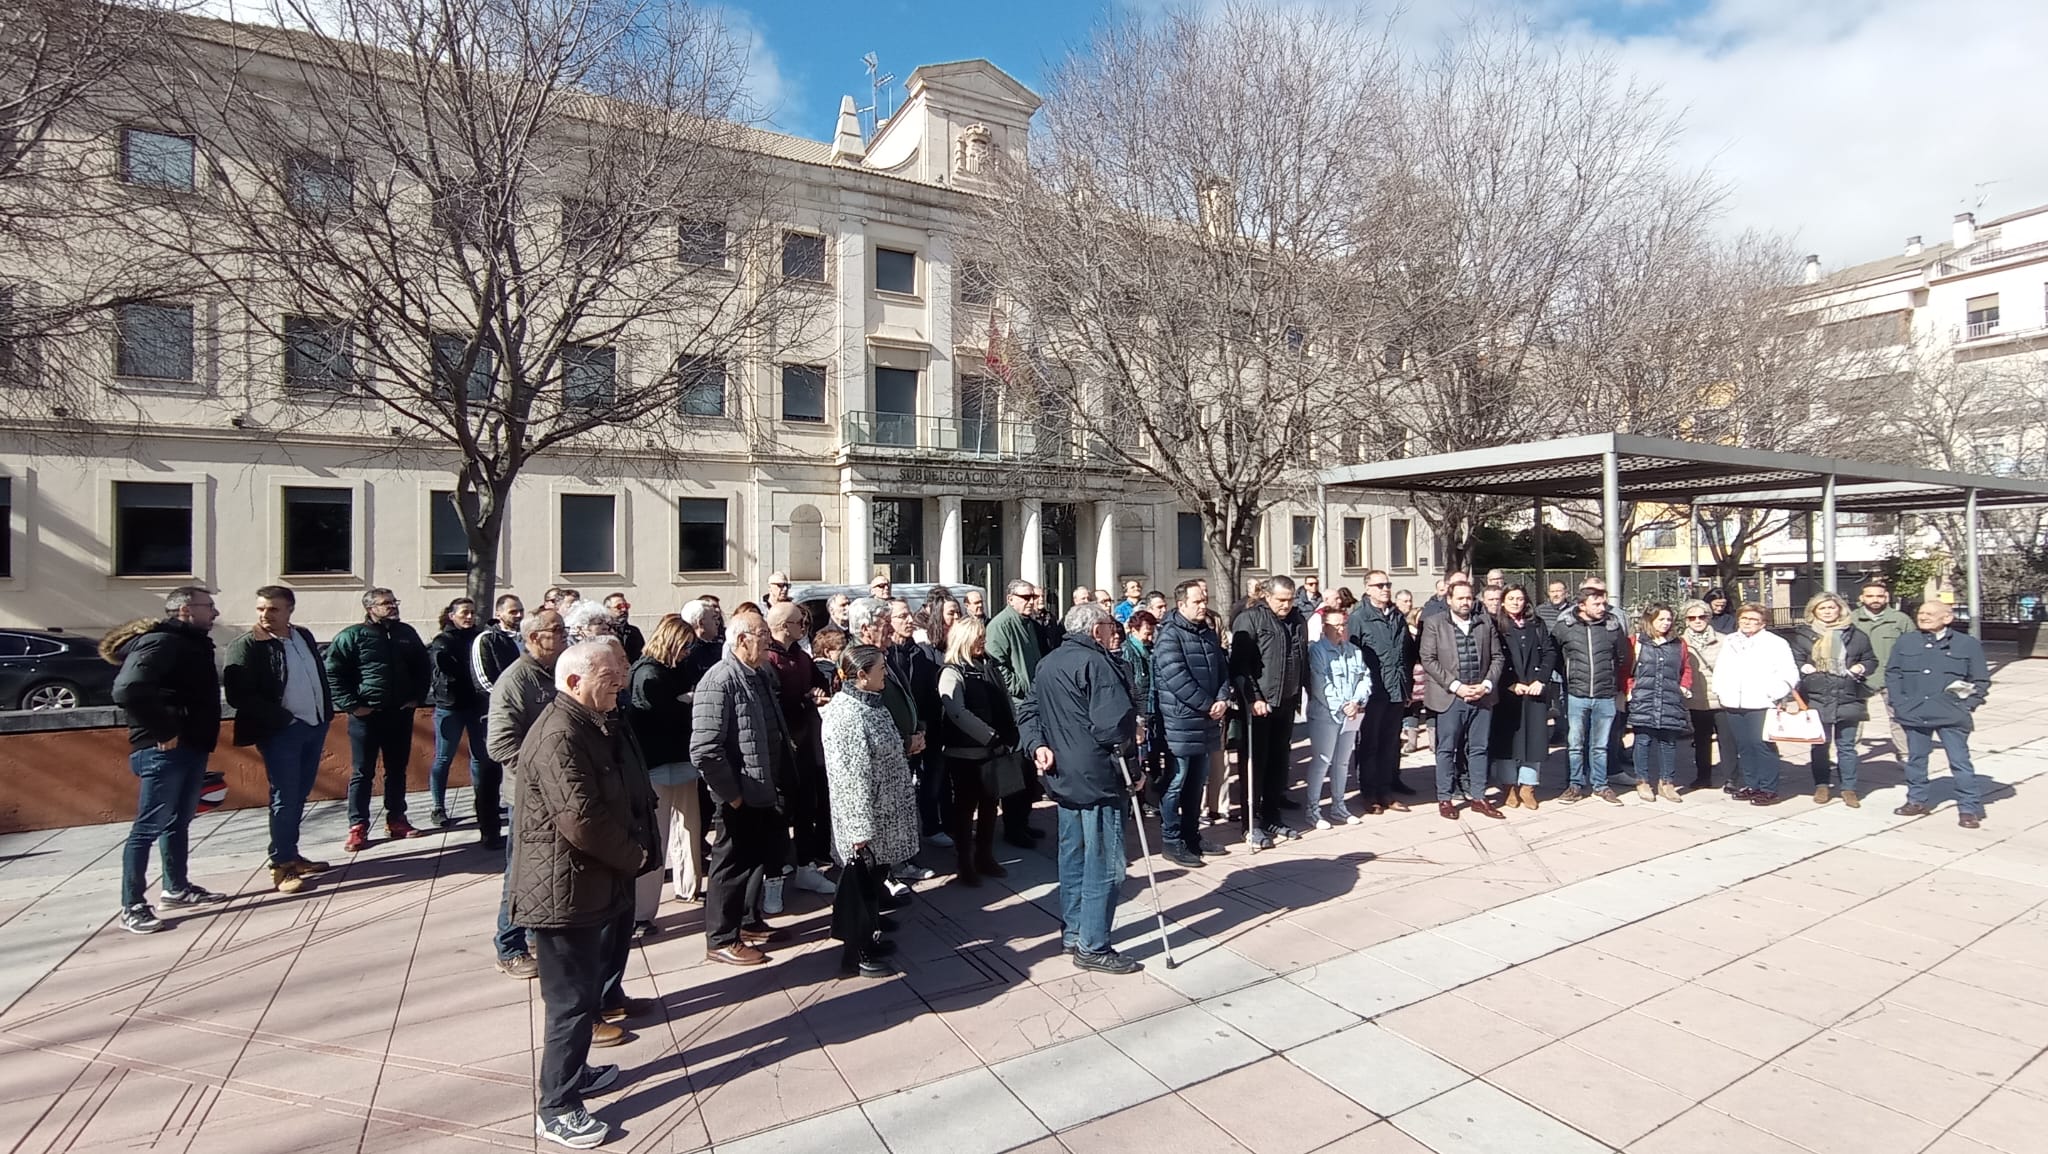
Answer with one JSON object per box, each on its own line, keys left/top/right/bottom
{"left": 1438, "top": 801, "right": 1459, "bottom": 821}
{"left": 1597, "top": 788, "right": 1623, "bottom": 806}
{"left": 1893, "top": 802, "right": 1930, "bottom": 816}
{"left": 1558, "top": 787, "right": 1584, "bottom": 804}
{"left": 707, "top": 944, "right": 768, "bottom": 966}
{"left": 1842, "top": 790, "right": 1860, "bottom": 809}
{"left": 1384, "top": 799, "right": 1410, "bottom": 813}
{"left": 1503, "top": 788, "right": 1522, "bottom": 809}
{"left": 1959, "top": 812, "right": 1983, "bottom": 829}
{"left": 1468, "top": 797, "right": 1506, "bottom": 820}
{"left": 739, "top": 926, "right": 786, "bottom": 946}
{"left": 600, "top": 998, "right": 650, "bottom": 1024}
{"left": 1814, "top": 785, "right": 1831, "bottom": 805}
{"left": 1519, "top": 785, "right": 1540, "bottom": 811}
{"left": 590, "top": 1021, "right": 627, "bottom": 1047}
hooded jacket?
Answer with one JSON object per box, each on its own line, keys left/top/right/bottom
{"left": 1018, "top": 631, "right": 1137, "bottom": 809}
{"left": 105, "top": 618, "right": 221, "bottom": 753}
{"left": 223, "top": 625, "right": 334, "bottom": 746}
{"left": 1850, "top": 604, "right": 1913, "bottom": 690}
{"left": 1884, "top": 627, "right": 1990, "bottom": 732}
{"left": 1626, "top": 633, "right": 1695, "bottom": 733}
{"left": 1552, "top": 606, "right": 1632, "bottom": 699}
{"left": 1152, "top": 608, "right": 1231, "bottom": 756}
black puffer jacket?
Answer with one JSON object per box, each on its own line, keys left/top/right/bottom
{"left": 1552, "top": 607, "right": 1632, "bottom": 698}
{"left": 508, "top": 695, "right": 658, "bottom": 929}
{"left": 627, "top": 655, "right": 694, "bottom": 768}
{"left": 1153, "top": 609, "right": 1231, "bottom": 757}
{"left": 429, "top": 626, "right": 484, "bottom": 711}
{"left": 689, "top": 656, "right": 794, "bottom": 809}
{"left": 1789, "top": 624, "right": 1874, "bottom": 725}
{"left": 1626, "top": 635, "right": 1695, "bottom": 733}
{"left": 1019, "top": 632, "right": 1137, "bottom": 809}
{"left": 325, "top": 619, "right": 431, "bottom": 712}
{"left": 104, "top": 618, "right": 221, "bottom": 753}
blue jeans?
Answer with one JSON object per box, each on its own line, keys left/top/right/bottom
{"left": 1903, "top": 727, "right": 1981, "bottom": 815}
{"left": 1809, "top": 721, "right": 1861, "bottom": 794}
{"left": 1566, "top": 696, "right": 1617, "bottom": 791}
{"left": 1161, "top": 749, "right": 1208, "bottom": 852}
{"left": 1632, "top": 726, "right": 1683, "bottom": 786}
{"left": 258, "top": 720, "right": 326, "bottom": 864}
{"left": 429, "top": 706, "right": 487, "bottom": 813}
{"left": 1057, "top": 804, "right": 1125, "bottom": 956}
{"left": 495, "top": 807, "right": 529, "bottom": 960}
{"left": 1433, "top": 698, "right": 1491, "bottom": 801}
{"left": 1725, "top": 708, "right": 1780, "bottom": 794}
{"left": 122, "top": 745, "right": 207, "bottom": 908}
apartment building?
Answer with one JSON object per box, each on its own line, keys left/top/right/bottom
{"left": 0, "top": 19, "right": 1426, "bottom": 635}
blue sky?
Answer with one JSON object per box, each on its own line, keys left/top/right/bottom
{"left": 725, "top": 0, "right": 2048, "bottom": 264}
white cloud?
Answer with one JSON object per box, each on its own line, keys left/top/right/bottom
{"left": 707, "top": 5, "right": 798, "bottom": 132}
{"left": 1545, "top": 0, "right": 2048, "bottom": 269}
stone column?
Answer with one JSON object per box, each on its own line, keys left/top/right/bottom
{"left": 1094, "top": 501, "right": 1117, "bottom": 593}
{"left": 845, "top": 491, "right": 871, "bottom": 583}
{"left": 938, "top": 495, "right": 964, "bottom": 584}
{"left": 1019, "top": 498, "right": 1044, "bottom": 585}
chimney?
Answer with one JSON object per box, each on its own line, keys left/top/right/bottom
{"left": 1904, "top": 235, "right": 1923, "bottom": 257}
{"left": 1196, "top": 175, "right": 1234, "bottom": 239}
{"left": 1802, "top": 254, "right": 1821, "bottom": 285}
{"left": 1953, "top": 212, "right": 1976, "bottom": 249}
{"left": 830, "top": 95, "right": 865, "bottom": 162}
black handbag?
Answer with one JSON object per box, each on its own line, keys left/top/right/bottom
{"left": 982, "top": 750, "right": 1028, "bottom": 798}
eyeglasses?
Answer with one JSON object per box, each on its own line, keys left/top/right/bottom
{"left": 1684, "top": 614, "right": 1707, "bottom": 620}
{"left": 1365, "top": 582, "right": 1390, "bottom": 589}
{"left": 373, "top": 601, "right": 399, "bottom": 609}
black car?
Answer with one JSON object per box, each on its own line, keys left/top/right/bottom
{"left": 0, "top": 628, "right": 119, "bottom": 711}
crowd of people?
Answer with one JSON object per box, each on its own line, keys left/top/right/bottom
{"left": 98, "top": 566, "right": 1994, "bottom": 1148}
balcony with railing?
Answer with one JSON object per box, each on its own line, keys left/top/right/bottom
{"left": 840, "top": 409, "right": 1113, "bottom": 464}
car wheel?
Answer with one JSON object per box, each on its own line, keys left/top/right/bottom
{"left": 22, "top": 681, "right": 81, "bottom": 710}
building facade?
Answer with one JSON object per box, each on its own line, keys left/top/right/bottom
{"left": 0, "top": 26, "right": 1429, "bottom": 636}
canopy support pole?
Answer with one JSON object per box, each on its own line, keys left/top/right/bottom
{"left": 1966, "top": 487, "right": 1983, "bottom": 630}
{"left": 1601, "top": 451, "right": 1622, "bottom": 604}
{"left": 1821, "top": 473, "right": 1839, "bottom": 594}
{"left": 1532, "top": 498, "right": 1547, "bottom": 594}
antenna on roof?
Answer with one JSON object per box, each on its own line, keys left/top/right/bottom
{"left": 859, "top": 52, "right": 895, "bottom": 139}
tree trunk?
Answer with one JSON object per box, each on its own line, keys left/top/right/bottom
{"left": 460, "top": 473, "right": 513, "bottom": 607}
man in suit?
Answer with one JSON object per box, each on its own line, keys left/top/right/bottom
{"left": 1419, "top": 580, "right": 1505, "bottom": 821}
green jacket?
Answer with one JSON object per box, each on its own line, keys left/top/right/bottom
{"left": 1851, "top": 605, "right": 1913, "bottom": 690}
{"left": 984, "top": 606, "right": 1043, "bottom": 703}
{"left": 325, "top": 618, "right": 432, "bottom": 712}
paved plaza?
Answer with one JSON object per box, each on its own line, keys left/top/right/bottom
{"left": 4, "top": 657, "right": 2048, "bottom": 1154}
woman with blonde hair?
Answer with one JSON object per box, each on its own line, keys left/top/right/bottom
{"left": 626, "top": 614, "right": 705, "bottom": 922}
{"left": 1789, "top": 591, "right": 1874, "bottom": 807}
{"left": 936, "top": 616, "right": 1014, "bottom": 885}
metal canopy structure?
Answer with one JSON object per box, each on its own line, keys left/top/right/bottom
{"left": 1319, "top": 433, "right": 2048, "bottom": 624}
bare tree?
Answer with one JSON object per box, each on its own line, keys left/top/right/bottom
{"left": 0, "top": 0, "right": 194, "bottom": 408}
{"left": 978, "top": 3, "right": 1396, "bottom": 599}
{"left": 1350, "top": 21, "right": 1722, "bottom": 574}
{"left": 153, "top": 0, "right": 812, "bottom": 602}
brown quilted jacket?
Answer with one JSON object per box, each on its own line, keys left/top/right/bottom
{"left": 508, "top": 694, "right": 658, "bottom": 930}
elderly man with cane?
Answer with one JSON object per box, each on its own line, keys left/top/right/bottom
{"left": 1021, "top": 603, "right": 1161, "bottom": 975}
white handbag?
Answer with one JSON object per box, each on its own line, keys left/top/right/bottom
{"left": 1764, "top": 692, "right": 1825, "bottom": 744}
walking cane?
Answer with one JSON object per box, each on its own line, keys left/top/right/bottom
{"left": 1119, "top": 743, "right": 1177, "bottom": 969}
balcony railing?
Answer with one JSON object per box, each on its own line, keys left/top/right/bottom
{"left": 1965, "top": 319, "right": 2000, "bottom": 340}
{"left": 840, "top": 410, "right": 1113, "bottom": 463}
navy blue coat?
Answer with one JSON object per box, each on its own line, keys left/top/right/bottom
{"left": 1627, "top": 635, "right": 1695, "bottom": 733}
{"left": 1152, "top": 609, "right": 1231, "bottom": 757}
{"left": 1884, "top": 628, "right": 1990, "bottom": 732}
{"left": 1018, "top": 632, "right": 1138, "bottom": 808}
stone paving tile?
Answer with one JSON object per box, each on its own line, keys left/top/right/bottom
{"left": 1487, "top": 1039, "right": 1694, "bottom": 1148}
{"left": 1099, "top": 1003, "right": 1266, "bottom": 1090}
{"left": 1286, "top": 1021, "right": 1468, "bottom": 1118}
{"left": 1186, "top": 1056, "right": 1375, "bottom": 1154}
{"left": 991, "top": 1033, "right": 1169, "bottom": 1134}
{"left": 1056, "top": 1092, "right": 1250, "bottom": 1154}
{"left": 1705, "top": 1065, "right": 1942, "bottom": 1154}
{"left": 1391, "top": 1080, "right": 1608, "bottom": 1154}
{"left": 1374, "top": 992, "right": 1552, "bottom": 1075}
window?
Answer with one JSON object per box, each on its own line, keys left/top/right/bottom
{"left": 874, "top": 366, "right": 918, "bottom": 446}
{"left": 121, "top": 128, "right": 194, "bottom": 190}
{"left": 0, "top": 287, "right": 26, "bottom": 386}
{"left": 1342, "top": 517, "right": 1365, "bottom": 570}
{"left": 1788, "top": 516, "right": 1810, "bottom": 541}
{"left": 561, "top": 198, "right": 608, "bottom": 257}
{"left": 963, "top": 499, "right": 1004, "bottom": 594}
{"left": 115, "top": 302, "right": 194, "bottom": 381}
{"left": 1242, "top": 514, "right": 1264, "bottom": 570}
{"left": 680, "top": 219, "right": 728, "bottom": 268}
{"left": 874, "top": 497, "right": 925, "bottom": 582}
{"left": 562, "top": 344, "right": 616, "bottom": 409}
{"left": 960, "top": 375, "right": 998, "bottom": 454}
{"left": 958, "top": 261, "right": 994, "bottom": 307}
{"left": 560, "top": 493, "right": 615, "bottom": 574}
{"left": 1966, "top": 293, "right": 2000, "bottom": 339}
{"left": 114, "top": 481, "right": 192, "bottom": 576}
{"left": 1388, "top": 517, "right": 1412, "bottom": 570}
{"left": 677, "top": 355, "right": 726, "bottom": 417}
{"left": 875, "top": 247, "right": 917, "bottom": 295}
{"left": 677, "top": 497, "right": 728, "bottom": 572}
{"left": 1041, "top": 502, "right": 1077, "bottom": 597}
{"left": 430, "top": 333, "right": 494, "bottom": 403}
{"left": 0, "top": 476, "right": 11, "bottom": 578}
{"left": 782, "top": 231, "right": 826, "bottom": 282}
{"left": 285, "top": 154, "right": 352, "bottom": 214}
{"left": 781, "top": 363, "right": 825, "bottom": 423}
{"left": 1644, "top": 526, "right": 1678, "bottom": 549}
{"left": 429, "top": 491, "right": 468, "bottom": 575}
{"left": 1291, "top": 516, "right": 1316, "bottom": 569}
{"left": 1177, "top": 511, "right": 1204, "bottom": 570}
{"left": 281, "top": 487, "right": 352, "bottom": 574}
{"left": 282, "top": 315, "right": 355, "bottom": 390}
